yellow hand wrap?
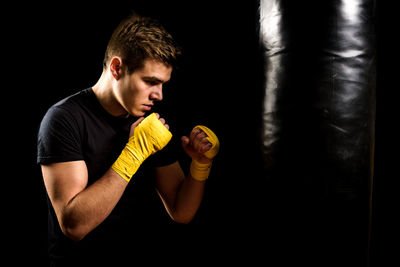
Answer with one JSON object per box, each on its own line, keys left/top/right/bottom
{"left": 112, "top": 113, "right": 172, "bottom": 182}
{"left": 190, "top": 125, "right": 220, "bottom": 181}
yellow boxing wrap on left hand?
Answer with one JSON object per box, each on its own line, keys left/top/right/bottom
{"left": 112, "top": 113, "right": 172, "bottom": 182}
{"left": 190, "top": 125, "right": 220, "bottom": 181}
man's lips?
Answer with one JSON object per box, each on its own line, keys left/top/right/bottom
{"left": 143, "top": 104, "right": 153, "bottom": 111}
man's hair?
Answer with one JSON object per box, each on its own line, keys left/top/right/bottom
{"left": 103, "top": 13, "right": 181, "bottom": 73}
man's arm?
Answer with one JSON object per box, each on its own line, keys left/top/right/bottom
{"left": 155, "top": 126, "right": 219, "bottom": 224}
{"left": 155, "top": 161, "right": 205, "bottom": 224}
{"left": 42, "top": 161, "right": 128, "bottom": 241}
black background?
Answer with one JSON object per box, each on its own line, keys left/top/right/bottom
{"left": 3, "top": 1, "right": 386, "bottom": 266}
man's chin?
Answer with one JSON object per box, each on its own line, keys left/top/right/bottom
{"left": 130, "top": 110, "right": 146, "bottom": 118}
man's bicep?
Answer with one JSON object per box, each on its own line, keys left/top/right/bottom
{"left": 41, "top": 160, "right": 88, "bottom": 214}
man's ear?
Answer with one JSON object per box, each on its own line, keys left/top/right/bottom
{"left": 109, "top": 56, "right": 124, "bottom": 80}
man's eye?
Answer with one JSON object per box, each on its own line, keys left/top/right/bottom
{"left": 146, "top": 81, "right": 158, "bottom": 86}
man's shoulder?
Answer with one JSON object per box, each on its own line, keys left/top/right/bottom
{"left": 39, "top": 89, "right": 93, "bottom": 134}
{"left": 43, "top": 88, "right": 94, "bottom": 120}
{"left": 51, "top": 88, "right": 92, "bottom": 111}
{"left": 37, "top": 89, "right": 92, "bottom": 165}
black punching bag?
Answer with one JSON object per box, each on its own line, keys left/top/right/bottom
{"left": 314, "top": 0, "right": 376, "bottom": 200}
{"left": 313, "top": 1, "right": 376, "bottom": 264}
{"left": 259, "top": 0, "right": 376, "bottom": 265}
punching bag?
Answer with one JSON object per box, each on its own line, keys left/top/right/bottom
{"left": 314, "top": 1, "right": 376, "bottom": 264}
{"left": 259, "top": 0, "right": 376, "bottom": 265}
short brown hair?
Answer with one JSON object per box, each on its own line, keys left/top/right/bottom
{"left": 103, "top": 13, "right": 181, "bottom": 73}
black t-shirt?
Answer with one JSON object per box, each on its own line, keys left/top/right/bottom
{"left": 37, "top": 88, "right": 179, "bottom": 265}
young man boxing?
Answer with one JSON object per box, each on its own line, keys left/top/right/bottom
{"left": 37, "top": 13, "right": 219, "bottom": 266}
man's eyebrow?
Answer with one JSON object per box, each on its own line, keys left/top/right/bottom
{"left": 143, "top": 76, "right": 165, "bottom": 83}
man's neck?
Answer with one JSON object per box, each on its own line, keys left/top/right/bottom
{"left": 92, "top": 71, "right": 128, "bottom": 118}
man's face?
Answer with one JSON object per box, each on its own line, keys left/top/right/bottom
{"left": 114, "top": 58, "right": 172, "bottom": 117}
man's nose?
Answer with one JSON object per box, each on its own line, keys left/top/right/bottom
{"left": 150, "top": 85, "right": 163, "bottom": 101}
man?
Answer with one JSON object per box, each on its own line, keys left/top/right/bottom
{"left": 37, "top": 13, "right": 219, "bottom": 266}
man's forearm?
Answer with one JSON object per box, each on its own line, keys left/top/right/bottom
{"left": 61, "top": 114, "right": 172, "bottom": 240}
{"left": 169, "top": 174, "right": 206, "bottom": 224}
{"left": 60, "top": 169, "right": 127, "bottom": 241}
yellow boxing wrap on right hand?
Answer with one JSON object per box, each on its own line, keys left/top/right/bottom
{"left": 112, "top": 113, "right": 172, "bottom": 182}
{"left": 190, "top": 125, "right": 220, "bottom": 181}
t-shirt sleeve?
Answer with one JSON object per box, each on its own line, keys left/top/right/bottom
{"left": 37, "top": 106, "right": 84, "bottom": 165}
